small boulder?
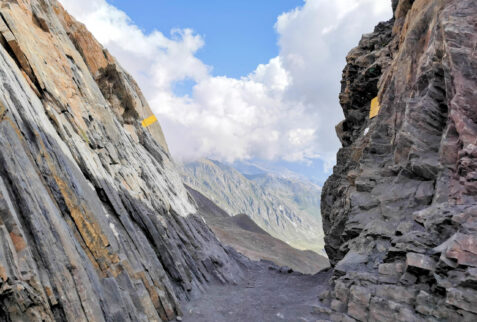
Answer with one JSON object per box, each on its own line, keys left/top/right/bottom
{"left": 405, "top": 253, "right": 436, "bottom": 272}
{"left": 378, "top": 262, "right": 404, "bottom": 276}
{"left": 445, "top": 233, "right": 477, "bottom": 267}
{"left": 446, "top": 287, "right": 477, "bottom": 314}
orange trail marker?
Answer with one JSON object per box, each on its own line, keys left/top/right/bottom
{"left": 141, "top": 115, "right": 158, "bottom": 128}
{"left": 369, "top": 97, "right": 381, "bottom": 119}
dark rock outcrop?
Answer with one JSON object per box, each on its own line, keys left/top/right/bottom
{"left": 321, "top": 0, "right": 477, "bottom": 321}
{"left": 0, "top": 1, "right": 243, "bottom": 321}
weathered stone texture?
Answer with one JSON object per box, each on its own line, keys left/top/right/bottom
{"left": 0, "top": 0, "right": 244, "bottom": 321}
{"left": 322, "top": 0, "right": 477, "bottom": 320}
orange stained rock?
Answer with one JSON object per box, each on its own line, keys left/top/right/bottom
{"left": 35, "top": 129, "right": 121, "bottom": 277}
{"left": 0, "top": 2, "right": 89, "bottom": 131}
{"left": 119, "top": 260, "right": 176, "bottom": 321}
{"left": 9, "top": 231, "right": 27, "bottom": 252}
{"left": 0, "top": 265, "right": 7, "bottom": 282}
{"left": 53, "top": 2, "right": 170, "bottom": 153}
{"left": 0, "top": 99, "right": 6, "bottom": 121}
{"left": 53, "top": 3, "right": 112, "bottom": 76}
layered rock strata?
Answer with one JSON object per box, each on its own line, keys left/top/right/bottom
{"left": 0, "top": 1, "right": 243, "bottom": 321}
{"left": 322, "top": 0, "right": 477, "bottom": 320}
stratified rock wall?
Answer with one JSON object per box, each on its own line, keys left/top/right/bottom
{"left": 322, "top": 0, "right": 477, "bottom": 320}
{"left": 0, "top": 1, "right": 242, "bottom": 321}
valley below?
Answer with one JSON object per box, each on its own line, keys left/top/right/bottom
{"left": 181, "top": 159, "right": 326, "bottom": 255}
{"left": 188, "top": 186, "right": 329, "bottom": 274}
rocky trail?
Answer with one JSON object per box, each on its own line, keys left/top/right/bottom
{"left": 181, "top": 262, "right": 332, "bottom": 322}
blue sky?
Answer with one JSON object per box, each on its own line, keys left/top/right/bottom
{"left": 60, "top": 0, "right": 392, "bottom": 185}
{"left": 108, "top": 0, "right": 303, "bottom": 79}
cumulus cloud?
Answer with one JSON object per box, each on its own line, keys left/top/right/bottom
{"left": 59, "top": 0, "right": 392, "bottom": 170}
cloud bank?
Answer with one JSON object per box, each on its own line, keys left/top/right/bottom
{"left": 59, "top": 0, "right": 392, "bottom": 169}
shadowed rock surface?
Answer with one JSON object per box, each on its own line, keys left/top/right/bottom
{"left": 187, "top": 186, "right": 329, "bottom": 275}
{"left": 321, "top": 0, "right": 477, "bottom": 320}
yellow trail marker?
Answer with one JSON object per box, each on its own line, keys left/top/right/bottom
{"left": 141, "top": 115, "right": 158, "bottom": 128}
{"left": 369, "top": 97, "right": 381, "bottom": 119}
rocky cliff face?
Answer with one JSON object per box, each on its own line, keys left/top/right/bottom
{"left": 0, "top": 1, "right": 244, "bottom": 321}
{"left": 321, "top": 0, "right": 477, "bottom": 320}
{"left": 181, "top": 159, "right": 325, "bottom": 254}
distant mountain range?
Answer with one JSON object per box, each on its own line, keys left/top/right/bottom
{"left": 232, "top": 159, "right": 329, "bottom": 186}
{"left": 180, "top": 159, "right": 325, "bottom": 254}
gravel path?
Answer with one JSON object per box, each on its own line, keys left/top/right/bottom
{"left": 181, "top": 262, "right": 332, "bottom": 322}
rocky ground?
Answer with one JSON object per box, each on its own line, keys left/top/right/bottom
{"left": 181, "top": 261, "right": 333, "bottom": 322}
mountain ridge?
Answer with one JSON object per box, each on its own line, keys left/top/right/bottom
{"left": 180, "top": 158, "right": 325, "bottom": 254}
{"left": 187, "top": 186, "right": 329, "bottom": 274}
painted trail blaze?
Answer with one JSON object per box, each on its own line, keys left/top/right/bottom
{"left": 142, "top": 115, "right": 158, "bottom": 128}
{"left": 369, "top": 97, "right": 381, "bottom": 119}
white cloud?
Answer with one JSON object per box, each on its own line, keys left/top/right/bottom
{"left": 59, "top": 0, "right": 392, "bottom": 171}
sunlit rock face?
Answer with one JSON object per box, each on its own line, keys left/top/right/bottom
{"left": 321, "top": 0, "right": 477, "bottom": 320}
{"left": 0, "top": 1, "right": 243, "bottom": 320}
